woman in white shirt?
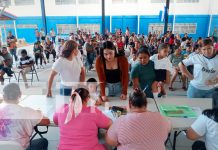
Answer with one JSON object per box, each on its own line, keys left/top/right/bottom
{"left": 179, "top": 38, "right": 218, "bottom": 98}
{"left": 186, "top": 89, "right": 218, "bottom": 150}
{"left": 47, "top": 40, "right": 85, "bottom": 97}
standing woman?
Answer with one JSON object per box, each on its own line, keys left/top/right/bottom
{"left": 47, "top": 40, "right": 85, "bottom": 97}
{"left": 96, "top": 41, "right": 129, "bottom": 101}
{"left": 125, "top": 27, "right": 130, "bottom": 49}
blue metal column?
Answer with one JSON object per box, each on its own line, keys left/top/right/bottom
{"left": 40, "top": 0, "right": 47, "bottom": 35}
{"left": 102, "top": 0, "right": 105, "bottom": 35}
{"left": 164, "top": 0, "right": 170, "bottom": 34}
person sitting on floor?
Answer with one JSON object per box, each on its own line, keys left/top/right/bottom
{"left": 186, "top": 89, "right": 218, "bottom": 150}
{"left": 0, "top": 83, "right": 50, "bottom": 150}
{"left": 0, "top": 47, "right": 14, "bottom": 85}
{"left": 106, "top": 89, "right": 171, "bottom": 150}
{"left": 53, "top": 87, "right": 112, "bottom": 150}
{"left": 18, "top": 49, "right": 34, "bottom": 88}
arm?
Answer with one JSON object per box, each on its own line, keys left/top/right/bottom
{"left": 186, "top": 128, "right": 201, "bottom": 140}
{"left": 105, "top": 134, "right": 119, "bottom": 147}
{"left": 120, "top": 57, "right": 129, "bottom": 96}
{"left": 132, "top": 78, "right": 139, "bottom": 89}
{"left": 47, "top": 70, "right": 58, "bottom": 97}
{"left": 178, "top": 62, "right": 194, "bottom": 80}
{"left": 38, "top": 116, "right": 50, "bottom": 126}
{"left": 95, "top": 57, "right": 106, "bottom": 96}
{"left": 80, "top": 67, "right": 85, "bottom": 82}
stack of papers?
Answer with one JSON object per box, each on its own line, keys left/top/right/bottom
{"left": 160, "top": 104, "right": 197, "bottom": 118}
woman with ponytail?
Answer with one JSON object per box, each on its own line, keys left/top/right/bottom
{"left": 53, "top": 88, "right": 112, "bottom": 150}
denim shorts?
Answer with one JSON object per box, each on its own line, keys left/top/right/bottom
{"left": 60, "top": 84, "right": 72, "bottom": 96}
{"left": 187, "top": 84, "right": 215, "bottom": 98}
{"left": 106, "top": 82, "right": 122, "bottom": 97}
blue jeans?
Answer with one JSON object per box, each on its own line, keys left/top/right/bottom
{"left": 106, "top": 82, "right": 121, "bottom": 97}
{"left": 86, "top": 52, "right": 95, "bottom": 69}
{"left": 187, "top": 84, "right": 215, "bottom": 98}
{"left": 10, "top": 48, "right": 18, "bottom": 61}
{"left": 60, "top": 85, "right": 72, "bottom": 96}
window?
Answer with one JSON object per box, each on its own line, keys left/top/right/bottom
{"left": 0, "top": 0, "right": 11, "bottom": 7}
{"left": 78, "top": 0, "right": 100, "bottom": 4}
{"left": 126, "top": 0, "right": 137, "bottom": 3}
{"left": 55, "top": 0, "right": 76, "bottom": 5}
{"left": 112, "top": 0, "right": 123, "bottom": 4}
{"left": 173, "top": 23, "right": 197, "bottom": 34}
{"left": 57, "top": 24, "right": 77, "bottom": 34}
{"left": 148, "top": 23, "right": 172, "bottom": 34}
{"left": 79, "top": 24, "right": 100, "bottom": 33}
{"left": 14, "top": 0, "right": 34, "bottom": 6}
{"left": 177, "top": 0, "right": 199, "bottom": 3}
{"left": 17, "top": 24, "right": 38, "bottom": 28}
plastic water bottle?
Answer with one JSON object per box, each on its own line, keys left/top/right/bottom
{"left": 212, "top": 88, "right": 218, "bottom": 109}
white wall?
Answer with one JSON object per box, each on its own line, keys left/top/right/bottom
{"left": 4, "top": 0, "right": 218, "bottom": 17}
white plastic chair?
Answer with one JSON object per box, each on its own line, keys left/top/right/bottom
{"left": 0, "top": 141, "right": 24, "bottom": 150}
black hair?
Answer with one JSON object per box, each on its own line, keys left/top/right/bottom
{"left": 100, "top": 41, "right": 118, "bottom": 59}
{"left": 129, "top": 88, "right": 147, "bottom": 108}
{"left": 158, "top": 43, "right": 169, "bottom": 52}
{"left": 136, "top": 46, "right": 150, "bottom": 57}
{"left": 186, "top": 43, "right": 192, "bottom": 48}
{"left": 202, "top": 89, "right": 218, "bottom": 123}
{"left": 21, "top": 49, "right": 27, "bottom": 55}
{"left": 203, "top": 38, "right": 213, "bottom": 46}
{"left": 86, "top": 78, "right": 97, "bottom": 83}
{"left": 71, "top": 88, "right": 90, "bottom": 103}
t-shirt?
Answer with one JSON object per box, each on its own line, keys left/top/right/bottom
{"left": 19, "top": 55, "right": 34, "bottom": 66}
{"left": 84, "top": 42, "right": 94, "bottom": 53}
{"left": 7, "top": 35, "right": 17, "bottom": 49}
{"left": 0, "top": 103, "right": 43, "bottom": 149}
{"left": 182, "top": 54, "right": 218, "bottom": 90}
{"left": 107, "top": 112, "right": 171, "bottom": 150}
{"left": 150, "top": 54, "right": 173, "bottom": 73}
{"left": 170, "top": 54, "right": 184, "bottom": 67}
{"left": 52, "top": 57, "right": 83, "bottom": 86}
{"left": 191, "top": 115, "right": 218, "bottom": 150}
{"left": 2, "top": 53, "right": 13, "bottom": 68}
{"left": 53, "top": 105, "right": 110, "bottom": 150}
{"left": 131, "top": 61, "right": 156, "bottom": 91}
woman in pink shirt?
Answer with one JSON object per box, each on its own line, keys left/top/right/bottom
{"left": 53, "top": 88, "right": 112, "bottom": 150}
{"left": 106, "top": 89, "right": 171, "bottom": 150}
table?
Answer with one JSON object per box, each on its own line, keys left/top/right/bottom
{"left": 156, "top": 97, "right": 212, "bottom": 150}
{"left": 19, "top": 95, "right": 159, "bottom": 125}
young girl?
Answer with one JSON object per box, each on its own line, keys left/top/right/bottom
{"left": 150, "top": 43, "right": 173, "bottom": 98}
{"left": 53, "top": 88, "right": 112, "bottom": 150}
{"left": 179, "top": 38, "right": 218, "bottom": 98}
{"left": 131, "top": 46, "right": 158, "bottom": 98}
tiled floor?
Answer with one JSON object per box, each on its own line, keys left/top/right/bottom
{"left": 1, "top": 45, "right": 196, "bottom": 150}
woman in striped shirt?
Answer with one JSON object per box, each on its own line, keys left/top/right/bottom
{"left": 106, "top": 89, "right": 171, "bottom": 150}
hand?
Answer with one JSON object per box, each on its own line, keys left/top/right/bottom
{"left": 120, "top": 94, "right": 127, "bottom": 100}
{"left": 101, "top": 96, "right": 108, "bottom": 102}
{"left": 205, "top": 80, "right": 216, "bottom": 86}
{"left": 47, "top": 90, "right": 52, "bottom": 97}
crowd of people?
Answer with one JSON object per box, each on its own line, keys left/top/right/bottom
{"left": 0, "top": 27, "right": 218, "bottom": 150}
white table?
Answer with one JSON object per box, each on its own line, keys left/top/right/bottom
{"left": 156, "top": 97, "right": 212, "bottom": 150}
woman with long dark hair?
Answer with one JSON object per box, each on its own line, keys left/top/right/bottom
{"left": 95, "top": 41, "right": 129, "bottom": 102}
{"left": 47, "top": 40, "right": 85, "bottom": 97}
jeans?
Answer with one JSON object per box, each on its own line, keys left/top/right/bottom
{"left": 10, "top": 48, "right": 18, "bottom": 61}
{"left": 187, "top": 84, "right": 215, "bottom": 98}
{"left": 27, "top": 138, "right": 48, "bottom": 150}
{"left": 36, "top": 37, "right": 40, "bottom": 42}
{"left": 106, "top": 82, "right": 121, "bottom": 97}
{"left": 45, "top": 49, "right": 56, "bottom": 61}
{"left": 52, "top": 36, "right": 56, "bottom": 43}
{"left": 60, "top": 85, "right": 72, "bottom": 96}
{"left": 86, "top": 52, "right": 95, "bottom": 69}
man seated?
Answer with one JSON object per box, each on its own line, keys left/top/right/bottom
{"left": 0, "top": 47, "right": 14, "bottom": 85}
{"left": 18, "top": 49, "right": 34, "bottom": 88}
{"left": 0, "top": 83, "right": 50, "bottom": 150}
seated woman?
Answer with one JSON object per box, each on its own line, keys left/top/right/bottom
{"left": 44, "top": 37, "right": 56, "bottom": 63}
{"left": 106, "top": 89, "right": 171, "bottom": 150}
{"left": 95, "top": 41, "right": 129, "bottom": 102}
{"left": 186, "top": 89, "right": 218, "bottom": 150}
{"left": 53, "top": 87, "right": 112, "bottom": 150}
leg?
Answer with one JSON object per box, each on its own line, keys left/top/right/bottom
{"left": 27, "top": 138, "right": 48, "bottom": 150}
{"left": 52, "top": 50, "right": 56, "bottom": 61}
{"left": 40, "top": 55, "right": 43, "bottom": 66}
{"left": 35, "top": 55, "right": 39, "bottom": 66}
{"left": 170, "top": 69, "right": 178, "bottom": 89}
{"left": 181, "top": 74, "right": 187, "bottom": 90}
{"left": 45, "top": 52, "right": 49, "bottom": 62}
{"left": 151, "top": 81, "right": 159, "bottom": 98}
{"left": 0, "top": 70, "right": 5, "bottom": 85}
{"left": 14, "top": 48, "right": 18, "bottom": 61}
{"left": 21, "top": 67, "right": 31, "bottom": 88}
{"left": 192, "top": 141, "right": 206, "bottom": 150}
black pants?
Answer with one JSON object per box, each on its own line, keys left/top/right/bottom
{"left": 45, "top": 50, "right": 56, "bottom": 60}
{"left": 35, "top": 54, "right": 43, "bottom": 65}
{"left": 27, "top": 138, "right": 48, "bottom": 150}
{"left": 192, "top": 141, "right": 206, "bottom": 150}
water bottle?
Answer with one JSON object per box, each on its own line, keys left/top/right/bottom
{"left": 212, "top": 88, "right": 218, "bottom": 109}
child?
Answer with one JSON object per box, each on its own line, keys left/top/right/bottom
{"left": 150, "top": 43, "right": 173, "bottom": 98}
{"left": 87, "top": 78, "right": 103, "bottom": 106}
{"left": 131, "top": 46, "right": 158, "bottom": 98}
{"left": 182, "top": 43, "right": 193, "bottom": 58}
{"left": 33, "top": 42, "right": 44, "bottom": 69}
{"left": 169, "top": 45, "right": 186, "bottom": 91}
